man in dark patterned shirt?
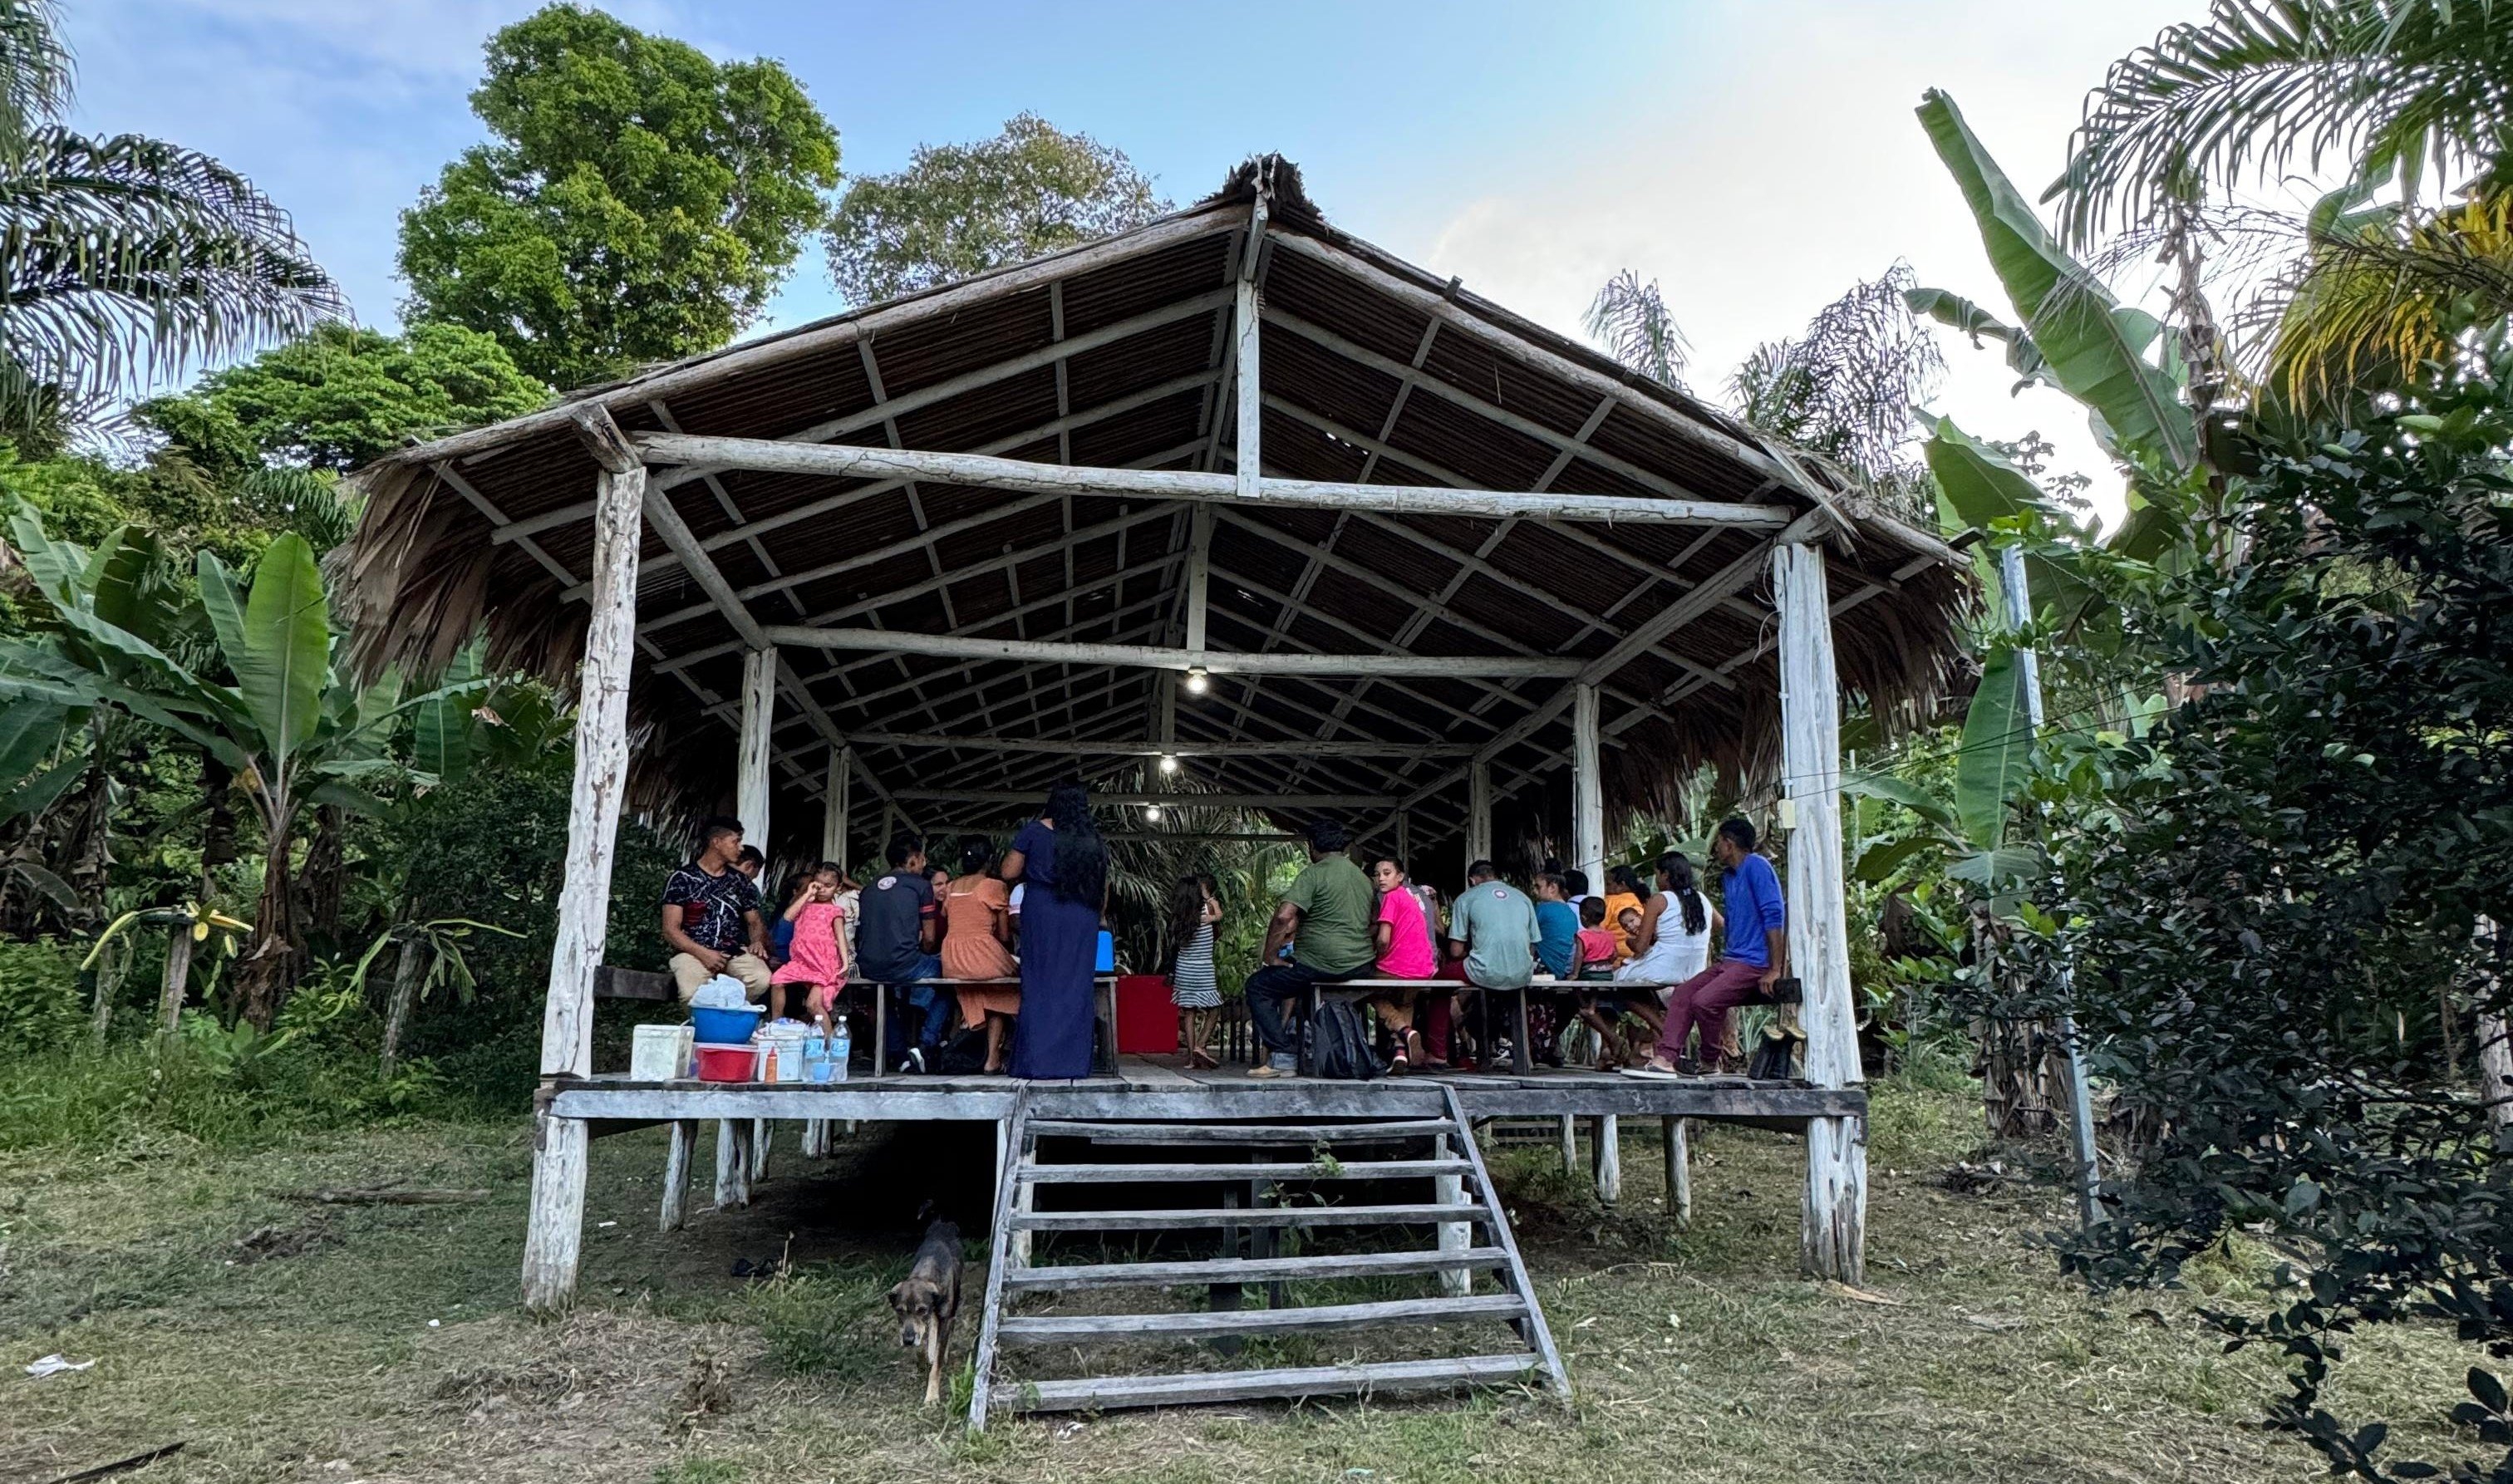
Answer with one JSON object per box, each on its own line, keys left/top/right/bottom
{"left": 662, "top": 816, "right": 772, "bottom": 1002}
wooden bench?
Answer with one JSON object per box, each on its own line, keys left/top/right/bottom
{"left": 1315, "top": 977, "right": 1679, "bottom": 1074}
{"left": 868, "top": 975, "right": 1122, "bottom": 1077}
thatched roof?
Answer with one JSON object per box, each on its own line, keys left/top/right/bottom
{"left": 345, "top": 155, "right": 1972, "bottom": 865}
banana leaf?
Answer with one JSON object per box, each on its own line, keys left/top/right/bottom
{"left": 1955, "top": 646, "right": 2034, "bottom": 849}
{"left": 1917, "top": 89, "right": 2199, "bottom": 471}
{"left": 1920, "top": 416, "right": 2101, "bottom": 628}
{"left": 1905, "top": 286, "right": 2050, "bottom": 391}
{"left": 232, "top": 533, "right": 330, "bottom": 767}
{"left": 1854, "top": 833, "right": 1944, "bottom": 883}
{"left": 1842, "top": 774, "right": 1958, "bottom": 831}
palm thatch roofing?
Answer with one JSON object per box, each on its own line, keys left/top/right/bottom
{"left": 345, "top": 156, "right": 1972, "bottom": 867}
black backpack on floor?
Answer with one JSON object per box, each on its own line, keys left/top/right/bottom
{"left": 1301, "top": 998, "right": 1385, "bottom": 1081}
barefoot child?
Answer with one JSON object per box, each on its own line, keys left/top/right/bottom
{"left": 1166, "top": 874, "right": 1223, "bottom": 1069}
{"left": 770, "top": 863, "right": 851, "bottom": 1028}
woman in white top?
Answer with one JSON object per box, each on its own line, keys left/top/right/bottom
{"left": 1616, "top": 850, "right": 1719, "bottom": 991}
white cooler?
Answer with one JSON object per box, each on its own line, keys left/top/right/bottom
{"left": 630, "top": 1022, "right": 695, "bottom": 1080}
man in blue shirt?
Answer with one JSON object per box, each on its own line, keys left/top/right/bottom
{"left": 1631, "top": 817, "right": 1788, "bottom": 1076}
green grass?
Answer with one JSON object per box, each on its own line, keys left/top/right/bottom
{"left": 0, "top": 1081, "right": 2481, "bottom": 1482}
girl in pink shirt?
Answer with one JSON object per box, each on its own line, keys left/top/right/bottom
{"left": 1369, "top": 857, "right": 1438, "bottom": 1071}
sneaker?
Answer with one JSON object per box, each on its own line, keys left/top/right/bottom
{"left": 903, "top": 1045, "right": 928, "bottom": 1075}
{"left": 1247, "top": 1063, "right": 1295, "bottom": 1079}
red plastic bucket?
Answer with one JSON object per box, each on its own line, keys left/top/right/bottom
{"left": 694, "top": 1042, "right": 755, "bottom": 1083}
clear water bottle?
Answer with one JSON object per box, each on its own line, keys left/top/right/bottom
{"left": 829, "top": 1020, "right": 851, "bottom": 1082}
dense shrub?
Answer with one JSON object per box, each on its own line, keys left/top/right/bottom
{"left": 0, "top": 938, "right": 86, "bottom": 1056}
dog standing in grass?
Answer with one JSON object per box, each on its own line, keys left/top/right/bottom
{"left": 888, "top": 1216, "right": 962, "bottom": 1406}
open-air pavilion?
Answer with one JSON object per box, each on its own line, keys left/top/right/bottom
{"left": 346, "top": 157, "right": 1973, "bottom": 1418}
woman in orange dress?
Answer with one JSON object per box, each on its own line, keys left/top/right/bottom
{"left": 938, "top": 835, "right": 1020, "bottom": 1073}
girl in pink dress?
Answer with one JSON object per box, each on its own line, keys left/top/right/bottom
{"left": 770, "top": 864, "right": 851, "bottom": 1028}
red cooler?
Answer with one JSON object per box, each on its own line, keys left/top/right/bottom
{"left": 1114, "top": 974, "right": 1176, "bottom": 1055}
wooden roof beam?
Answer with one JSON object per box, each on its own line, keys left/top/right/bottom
{"left": 760, "top": 627, "right": 1586, "bottom": 678}
{"left": 821, "top": 731, "right": 1473, "bottom": 759}
{"left": 627, "top": 432, "right": 1796, "bottom": 529}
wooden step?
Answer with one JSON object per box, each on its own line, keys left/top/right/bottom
{"left": 1009, "top": 1353, "right": 1539, "bottom": 1413}
{"left": 999, "top": 1293, "right": 1526, "bottom": 1345}
{"left": 1004, "top": 1246, "right": 1512, "bottom": 1293}
{"left": 1021, "top": 1157, "right": 1473, "bottom": 1184}
{"left": 1027, "top": 1118, "right": 1458, "bottom": 1145}
{"left": 1013, "top": 1202, "right": 1485, "bottom": 1231}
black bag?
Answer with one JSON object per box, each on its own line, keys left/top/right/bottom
{"left": 1301, "top": 997, "right": 1385, "bottom": 1081}
{"left": 1747, "top": 1022, "right": 1806, "bottom": 1080}
{"left": 936, "top": 1024, "right": 991, "bottom": 1074}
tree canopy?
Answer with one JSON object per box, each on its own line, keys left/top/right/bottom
{"left": 824, "top": 113, "right": 1168, "bottom": 306}
{"left": 153, "top": 322, "right": 546, "bottom": 474}
{"left": 396, "top": 2, "right": 839, "bottom": 390}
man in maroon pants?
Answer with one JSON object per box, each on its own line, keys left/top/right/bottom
{"left": 1629, "top": 818, "right": 1788, "bottom": 1076}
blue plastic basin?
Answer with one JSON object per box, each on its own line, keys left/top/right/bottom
{"left": 690, "top": 1004, "right": 763, "bottom": 1045}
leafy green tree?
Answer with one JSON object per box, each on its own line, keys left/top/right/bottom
{"left": 1583, "top": 270, "right": 1689, "bottom": 389}
{"left": 0, "top": 0, "right": 342, "bottom": 440}
{"left": 396, "top": 3, "right": 839, "bottom": 389}
{"left": 824, "top": 113, "right": 1167, "bottom": 306}
{"left": 160, "top": 322, "right": 546, "bottom": 473}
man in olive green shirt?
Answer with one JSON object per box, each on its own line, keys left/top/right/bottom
{"left": 1246, "top": 818, "right": 1377, "bottom": 1077}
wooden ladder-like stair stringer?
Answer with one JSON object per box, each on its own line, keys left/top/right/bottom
{"left": 967, "top": 1086, "right": 1570, "bottom": 1427}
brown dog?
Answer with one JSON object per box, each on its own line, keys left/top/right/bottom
{"left": 887, "top": 1217, "right": 962, "bottom": 1406}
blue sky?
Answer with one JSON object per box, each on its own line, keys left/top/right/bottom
{"left": 61, "top": 0, "right": 2265, "bottom": 525}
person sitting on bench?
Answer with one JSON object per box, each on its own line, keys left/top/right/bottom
{"left": 1630, "top": 818, "right": 1786, "bottom": 1076}
{"left": 661, "top": 815, "right": 772, "bottom": 1003}
{"left": 1448, "top": 860, "right": 1539, "bottom": 1071}
{"left": 1244, "top": 819, "right": 1376, "bottom": 1079}
{"left": 858, "top": 831, "right": 948, "bottom": 1074}
{"left": 1365, "top": 853, "right": 1440, "bottom": 1072}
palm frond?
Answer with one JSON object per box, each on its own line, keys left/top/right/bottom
{"left": 0, "top": 1, "right": 71, "bottom": 161}
{"left": 2251, "top": 190, "right": 2513, "bottom": 407}
{"left": 1584, "top": 268, "right": 1689, "bottom": 388}
{"left": 0, "top": 129, "right": 344, "bottom": 430}
{"left": 1731, "top": 264, "right": 1944, "bottom": 499}
{"left": 2052, "top": 0, "right": 2513, "bottom": 246}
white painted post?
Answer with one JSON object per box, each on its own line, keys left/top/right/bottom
{"left": 661, "top": 1120, "right": 694, "bottom": 1231}
{"left": 822, "top": 745, "right": 851, "bottom": 864}
{"left": 737, "top": 646, "right": 775, "bottom": 848}
{"left": 521, "top": 450, "right": 646, "bottom": 1312}
{"left": 1774, "top": 538, "right": 1866, "bottom": 1283}
{"left": 1466, "top": 761, "right": 1493, "bottom": 866}
{"left": 1185, "top": 504, "right": 1212, "bottom": 655}
{"left": 1234, "top": 278, "right": 1261, "bottom": 501}
{"left": 1572, "top": 682, "right": 1604, "bottom": 887}
{"left": 1591, "top": 1114, "right": 1621, "bottom": 1205}
{"left": 1662, "top": 1116, "right": 1692, "bottom": 1224}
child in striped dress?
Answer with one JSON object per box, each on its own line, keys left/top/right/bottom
{"left": 1167, "top": 874, "right": 1222, "bottom": 1069}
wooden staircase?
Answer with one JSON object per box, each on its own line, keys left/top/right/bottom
{"left": 968, "top": 1085, "right": 1570, "bottom": 1426}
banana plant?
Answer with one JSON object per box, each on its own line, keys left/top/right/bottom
{"left": 0, "top": 499, "right": 488, "bottom": 1029}
{"left": 352, "top": 915, "right": 523, "bottom": 1077}
{"left": 1846, "top": 645, "right": 2044, "bottom": 892}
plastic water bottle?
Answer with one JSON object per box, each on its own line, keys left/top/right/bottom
{"left": 829, "top": 1021, "right": 851, "bottom": 1082}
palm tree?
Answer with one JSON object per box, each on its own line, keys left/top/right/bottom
{"left": 2051, "top": 1, "right": 2513, "bottom": 410}
{"left": 1583, "top": 270, "right": 1689, "bottom": 389}
{"left": 0, "top": 0, "right": 341, "bottom": 440}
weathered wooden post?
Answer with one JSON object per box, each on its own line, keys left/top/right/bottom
{"left": 1662, "top": 1116, "right": 1692, "bottom": 1224}
{"left": 1774, "top": 538, "right": 1866, "bottom": 1282}
{"left": 1465, "top": 761, "right": 1493, "bottom": 866}
{"left": 156, "top": 914, "right": 195, "bottom": 1034}
{"left": 1571, "top": 682, "right": 1604, "bottom": 887}
{"left": 521, "top": 407, "right": 646, "bottom": 1311}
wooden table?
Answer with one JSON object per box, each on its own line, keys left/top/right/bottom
{"left": 868, "top": 975, "right": 1121, "bottom": 1076}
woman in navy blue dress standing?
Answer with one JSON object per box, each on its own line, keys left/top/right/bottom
{"left": 1001, "top": 781, "right": 1107, "bottom": 1079}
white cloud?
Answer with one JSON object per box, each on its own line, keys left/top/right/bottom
{"left": 1409, "top": 0, "right": 2208, "bottom": 530}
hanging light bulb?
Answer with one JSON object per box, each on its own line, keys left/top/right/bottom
{"left": 1183, "top": 666, "right": 1210, "bottom": 695}
{"left": 1158, "top": 753, "right": 1181, "bottom": 775}
{"left": 1143, "top": 803, "right": 1165, "bottom": 823}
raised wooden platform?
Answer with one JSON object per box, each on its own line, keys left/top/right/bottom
{"left": 548, "top": 1053, "right": 1863, "bottom": 1128}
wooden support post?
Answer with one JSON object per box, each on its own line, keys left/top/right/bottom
{"left": 822, "top": 746, "right": 851, "bottom": 866}
{"left": 1591, "top": 1114, "right": 1622, "bottom": 1206}
{"left": 715, "top": 1118, "right": 749, "bottom": 1207}
{"left": 1466, "top": 762, "right": 1493, "bottom": 866}
{"left": 661, "top": 1120, "right": 695, "bottom": 1231}
{"left": 1394, "top": 810, "right": 1411, "bottom": 867}
{"left": 1775, "top": 539, "right": 1866, "bottom": 1282}
{"left": 751, "top": 1118, "right": 772, "bottom": 1183}
{"left": 1558, "top": 1115, "right": 1578, "bottom": 1174}
{"left": 1185, "top": 504, "right": 1212, "bottom": 655}
{"left": 522, "top": 432, "right": 644, "bottom": 1313}
{"left": 737, "top": 647, "right": 775, "bottom": 847}
{"left": 1233, "top": 278, "right": 1261, "bottom": 502}
{"left": 1434, "top": 1166, "right": 1472, "bottom": 1297}
{"left": 157, "top": 919, "right": 194, "bottom": 1034}
{"left": 1572, "top": 682, "right": 1604, "bottom": 887}
{"left": 1663, "top": 1117, "right": 1692, "bottom": 1223}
